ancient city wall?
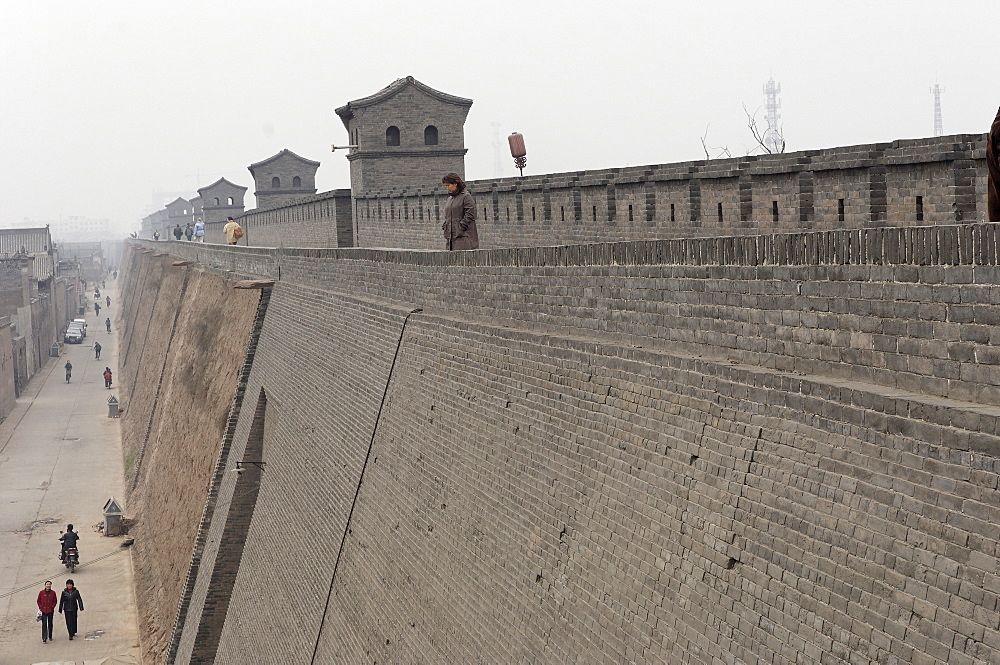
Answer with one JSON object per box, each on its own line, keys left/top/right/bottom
{"left": 123, "top": 224, "right": 1000, "bottom": 664}
{"left": 216, "top": 134, "right": 987, "bottom": 252}
{"left": 117, "top": 248, "right": 261, "bottom": 664}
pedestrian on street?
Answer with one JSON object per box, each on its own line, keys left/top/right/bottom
{"left": 172, "top": 224, "right": 183, "bottom": 240}
{"left": 106, "top": 295, "right": 111, "bottom": 307}
{"left": 37, "top": 580, "right": 57, "bottom": 643}
{"left": 184, "top": 223, "right": 194, "bottom": 241}
{"left": 103, "top": 367, "right": 113, "bottom": 388}
{"left": 441, "top": 172, "right": 479, "bottom": 251}
{"left": 94, "top": 342, "right": 101, "bottom": 360}
{"left": 64, "top": 361, "right": 72, "bottom": 383}
{"left": 105, "top": 318, "right": 111, "bottom": 333}
{"left": 194, "top": 218, "right": 205, "bottom": 242}
{"left": 57, "top": 579, "right": 83, "bottom": 640}
{"left": 95, "top": 303, "right": 101, "bottom": 317}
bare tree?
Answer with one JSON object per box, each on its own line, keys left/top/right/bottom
{"left": 743, "top": 103, "right": 785, "bottom": 155}
{"left": 700, "top": 124, "right": 732, "bottom": 160}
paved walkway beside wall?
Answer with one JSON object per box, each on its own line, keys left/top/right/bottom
{"left": 0, "top": 283, "right": 140, "bottom": 665}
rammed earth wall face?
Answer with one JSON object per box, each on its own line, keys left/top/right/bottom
{"left": 128, "top": 226, "right": 1000, "bottom": 664}
{"left": 117, "top": 247, "right": 260, "bottom": 665}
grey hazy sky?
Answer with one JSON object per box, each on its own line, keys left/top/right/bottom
{"left": 0, "top": 0, "right": 995, "bottom": 231}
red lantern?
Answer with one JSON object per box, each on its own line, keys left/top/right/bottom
{"left": 508, "top": 132, "right": 527, "bottom": 176}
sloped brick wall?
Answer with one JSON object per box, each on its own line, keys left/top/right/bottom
{"left": 117, "top": 246, "right": 260, "bottom": 664}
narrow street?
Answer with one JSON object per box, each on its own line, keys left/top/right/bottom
{"left": 0, "top": 282, "right": 140, "bottom": 665}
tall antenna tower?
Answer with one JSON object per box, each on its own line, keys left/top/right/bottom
{"left": 492, "top": 121, "right": 503, "bottom": 178}
{"left": 762, "top": 76, "right": 782, "bottom": 153}
{"left": 930, "top": 83, "right": 944, "bottom": 136}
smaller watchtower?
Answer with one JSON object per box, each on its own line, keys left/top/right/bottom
{"left": 199, "top": 178, "right": 248, "bottom": 223}
{"left": 248, "top": 149, "right": 320, "bottom": 208}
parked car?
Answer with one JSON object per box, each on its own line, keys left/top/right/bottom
{"left": 72, "top": 318, "right": 87, "bottom": 335}
{"left": 64, "top": 328, "right": 83, "bottom": 344}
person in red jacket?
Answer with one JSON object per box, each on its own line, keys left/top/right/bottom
{"left": 36, "top": 580, "right": 57, "bottom": 643}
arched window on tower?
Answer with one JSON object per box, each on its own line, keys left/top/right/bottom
{"left": 424, "top": 125, "right": 439, "bottom": 145}
{"left": 227, "top": 197, "right": 234, "bottom": 205}
{"left": 386, "top": 126, "right": 400, "bottom": 146}
{"left": 214, "top": 197, "right": 220, "bottom": 205}
{"left": 293, "top": 176, "right": 301, "bottom": 188}
{"left": 272, "top": 177, "right": 280, "bottom": 188}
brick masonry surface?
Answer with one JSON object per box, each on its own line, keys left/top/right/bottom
{"left": 117, "top": 249, "right": 260, "bottom": 665}
{"left": 123, "top": 225, "right": 1000, "bottom": 664}
{"left": 199, "top": 134, "right": 987, "bottom": 251}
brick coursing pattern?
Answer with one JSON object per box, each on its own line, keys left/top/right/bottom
{"left": 128, "top": 226, "right": 1000, "bottom": 664}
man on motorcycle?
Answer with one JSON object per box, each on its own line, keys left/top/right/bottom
{"left": 64, "top": 361, "right": 72, "bottom": 383}
{"left": 59, "top": 525, "right": 79, "bottom": 562}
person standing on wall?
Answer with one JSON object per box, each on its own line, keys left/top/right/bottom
{"left": 57, "top": 579, "right": 83, "bottom": 640}
{"left": 184, "top": 222, "right": 194, "bottom": 241}
{"left": 441, "top": 173, "right": 479, "bottom": 250}
{"left": 153, "top": 230, "right": 160, "bottom": 241}
{"left": 37, "top": 580, "right": 57, "bottom": 643}
{"left": 223, "top": 216, "right": 243, "bottom": 245}
{"left": 172, "top": 224, "right": 184, "bottom": 241}
{"left": 194, "top": 218, "right": 205, "bottom": 242}
{"left": 989, "top": 106, "right": 1000, "bottom": 222}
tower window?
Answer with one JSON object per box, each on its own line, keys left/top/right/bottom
{"left": 838, "top": 198, "right": 845, "bottom": 222}
{"left": 214, "top": 197, "right": 220, "bottom": 205}
{"left": 424, "top": 125, "right": 439, "bottom": 145}
{"left": 293, "top": 176, "right": 301, "bottom": 188}
{"left": 629, "top": 204, "right": 634, "bottom": 222}
{"left": 717, "top": 202, "right": 723, "bottom": 222}
{"left": 386, "top": 126, "right": 400, "bottom": 146}
{"left": 592, "top": 205, "right": 597, "bottom": 221}
{"left": 272, "top": 177, "right": 280, "bottom": 188}
{"left": 561, "top": 206, "right": 565, "bottom": 221}
{"left": 916, "top": 195, "right": 924, "bottom": 221}
{"left": 670, "top": 203, "right": 675, "bottom": 222}
{"left": 772, "top": 200, "right": 779, "bottom": 223}
{"left": 227, "top": 197, "right": 234, "bottom": 205}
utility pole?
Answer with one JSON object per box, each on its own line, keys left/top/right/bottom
{"left": 492, "top": 121, "right": 503, "bottom": 179}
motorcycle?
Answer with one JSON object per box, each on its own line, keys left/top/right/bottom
{"left": 62, "top": 547, "right": 79, "bottom": 572}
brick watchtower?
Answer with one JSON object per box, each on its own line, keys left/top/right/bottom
{"left": 336, "top": 76, "right": 473, "bottom": 197}
{"left": 199, "top": 178, "right": 248, "bottom": 223}
{"left": 248, "top": 149, "right": 320, "bottom": 208}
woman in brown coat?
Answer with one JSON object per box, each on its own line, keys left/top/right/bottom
{"left": 441, "top": 173, "right": 479, "bottom": 250}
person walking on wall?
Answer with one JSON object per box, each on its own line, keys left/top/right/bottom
{"left": 223, "top": 216, "right": 242, "bottom": 245}
{"left": 989, "top": 106, "right": 1000, "bottom": 222}
{"left": 153, "top": 230, "right": 160, "bottom": 241}
{"left": 194, "top": 218, "right": 205, "bottom": 242}
{"left": 37, "top": 580, "right": 57, "bottom": 643}
{"left": 172, "top": 224, "right": 184, "bottom": 241}
{"left": 57, "top": 579, "right": 83, "bottom": 640}
{"left": 184, "top": 222, "right": 194, "bottom": 241}
{"left": 93, "top": 342, "right": 101, "bottom": 360}
{"left": 441, "top": 173, "right": 479, "bottom": 250}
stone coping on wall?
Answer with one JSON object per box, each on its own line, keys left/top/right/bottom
{"left": 135, "top": 221, "right": 1000, "bottom": 270}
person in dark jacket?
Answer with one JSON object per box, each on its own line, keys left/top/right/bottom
{"left": 441, "top": 173, "right": 479, "bottom": 250}
{"left": 59, "top": 525, "right": 78, "bottom": 562}
{"left": 173, "top": 224, "right": 184, "bottom": 240}
{"left": 989, "top": 106, "right": 1000, "bottom": 222}
{"left": 58, "top": 579, "right": 84, "bottom": 640}
{"left": 37, "top": 580, "right": 57, "bottom": 642}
